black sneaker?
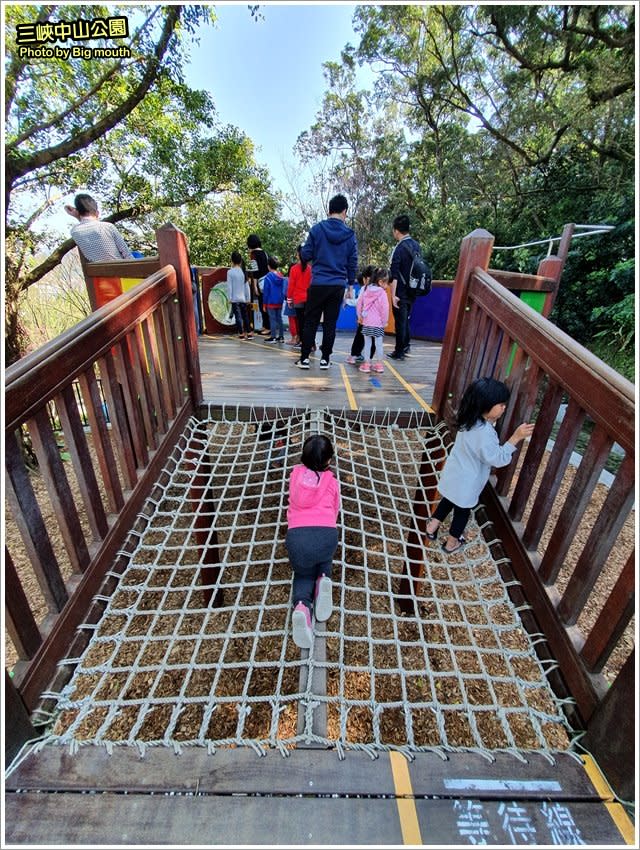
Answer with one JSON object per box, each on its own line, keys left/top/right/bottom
{"left": 295, "top": 358, "right": 310, "bottom": 369}
{"left": 277, "top": 337, "right": 285, "bottom": 343}
{"left": 319, "top": 359, "right": 331, "bottom": 369}
{"left": 403, "top": 346, "right": 412, "bottom": 357}
{"left": 264, "top": 337, "right": 278, "bottom": 344}
{"left": 388, "top": 351, "right": 405, "bottom": 361}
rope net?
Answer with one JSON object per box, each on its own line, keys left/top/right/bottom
{"left": 41, "top": 407, "right": 575, "bottom": 758}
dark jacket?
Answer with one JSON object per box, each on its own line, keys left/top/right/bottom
{"left": 301, "top": 218, "right": 358, "bottom": 288}
{"left": 390, "top": 235, "right": 422, "bottom": 299}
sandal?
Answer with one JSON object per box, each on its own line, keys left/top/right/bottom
{"left": 426, "top": 523, "right": 439, "bottom": 541}
{"left": 442, "top": 536, "right": 466, "bottom": 554}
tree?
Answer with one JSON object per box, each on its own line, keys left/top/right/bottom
{"left": 4, "top": 4, "right": 266, "bottom": 363}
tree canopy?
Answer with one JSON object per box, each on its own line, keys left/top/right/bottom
{"left": 4, "top": 4, "right": 274, "bottom": 362}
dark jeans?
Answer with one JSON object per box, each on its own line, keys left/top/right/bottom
{"left": 433, "top": 497, "right": 471, "bottom": 540}
{"left": 350, "top": 325, "right": 376, "bottom": 358}
{"left": 300, "top": 285, "right": 345, "bottom": 361}
{"left": 231, "top": 302, "right": 251, "bottom": 334}
{"left": 294, "top": 305, "right": 306, "bottom": 339}
{"left": 286, "top": 526, "right": 338, "bottom": 611}
{"left": 392, "top": 296, "right": 416, "bottom": 355}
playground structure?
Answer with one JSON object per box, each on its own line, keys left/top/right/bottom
{"left": 4, "top": 225, "right": 635, "bottom": 844}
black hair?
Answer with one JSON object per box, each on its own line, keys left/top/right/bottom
{"left": 456, "top": 377, "right": 510, "bottom": 430}
{"left": 231, "top": 250, "right": 243, "bottom": 265}
{"left": 268, "top": 255, "right": 279, "bottom": 270}
{"left": 328, "top": 194, "right": 349, "bottom": 215}
{"left": 357, "top": 264, "right": 374, "bottom": 286}
{"left": 393, "top": 214, "right": 410, "bottom": 234}
{"left": 297, "top": 244, "right": 308, "bottom": 272}
{"left": 301, "top": 434, "right": 334, "bottom": 480}
{"left": 247, "top": 233, "right": 262, "bottom": 249}
{"left": 370, "top": 266, "right": 389, "bottom": 286}
{"left": 74, "top": 193, "right": 98, "bottom": 216}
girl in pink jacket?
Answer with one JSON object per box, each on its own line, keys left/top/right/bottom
{"left": 285, "top": 435, "right": 340, "bottom": 649}
{"left": 356, "top": 267, "right": 390, "bottom": 373}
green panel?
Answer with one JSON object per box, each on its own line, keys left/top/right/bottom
{"left": 505, "top": 291, "right": 546, "bottom": 376}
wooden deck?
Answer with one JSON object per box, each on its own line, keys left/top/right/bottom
{"left": 5, "top": 747, "right": 632, "bottom": 845}
{"left": 198, "top": 331, "right": 441, "bottom": 412}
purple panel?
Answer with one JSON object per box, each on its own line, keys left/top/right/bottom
{"left": 410, "top": 287, "right": 452, "bottom": 341}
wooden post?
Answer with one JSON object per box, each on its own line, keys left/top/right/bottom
{"left": 536, "top": 223, "right": 574, "bottom": 317}
{"left": 580, "top": 649, "right": 635, "bottom": 803}
{"left": 156, "top": 223, "right": 202, "bottom": 407}
{"left": 432, "top": 229, "right": 495, "bottom": 416}
{"left": 5, "top": 670, "right": 36, "bottom": 765}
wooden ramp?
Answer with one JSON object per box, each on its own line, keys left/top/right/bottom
{"left": 5, "top": 745, "right": 632, "bottom": 845}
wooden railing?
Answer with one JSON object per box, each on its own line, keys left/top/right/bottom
{"left": 4, "top": 226, "right": 200, "bottom": 758}
{"left": 431, "top": 228, "right": 635, "bottom": 798}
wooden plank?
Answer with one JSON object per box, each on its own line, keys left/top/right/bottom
{"left": 4, "top": 794, "right": 406, "bottom": 846}
{"left": 26, "top": 407, "right": 90, "bottom": 574}
{"left": 97, "top": 350, "right": 139, "bottom": 489}
{"left": 508, "top": 381, "right": 565, "bottom": 523}
{"left": 152, "top": 306, "right": 177, "bottom": 419}
{"left": 522, "top": 397, "right": 585, "bottom": 549}
{"left": 4, "top": 672, "right": 37, "bottom": 766}
{"left": 481, "top": 484, "right": 600, "bottom": 724}
{"left": 538, "top": 424, "right": 613, "bottom": 584}
{"left": 54, "top": 383, "right": 109, "bottom": 541}
{"left": 78, "top": 365, "right": 125, "bottom": 513}
{"left": 127, "top": 326, "right": 158, "bottom": 451}
{"left": 5, "top": 548, "right": 42, "bottom": 660}
{"left": 83, "top": 256, "right": 161, "bottom": 279}
{"left": 4, "top": 430, "right": 68, "bottom": 612}
{"left": 581, "top": 553, "right": 634, "bottom": 673}
{"left": 6, "top": 745, "right": 395, "bottom": 796}
{"left": 557, "top": 454, "right": 635, "bottom": 625}
{"left": 140, "top": 316, "right": 167, "bottom": 435}
{"left": 113, "top": 339, "right": 149, "bottom": 470}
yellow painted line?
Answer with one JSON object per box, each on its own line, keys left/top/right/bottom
{"left": 581, "top": 755, "right": 636, "bottom": 844}
{"left": 384, "top": 361, "right": 435, "bottom": 413}
{"left": 339, "top": 364, "right": 358, "bottom": 410}
{"left": 389, "top": 751, "right": 422, "bottom": 845}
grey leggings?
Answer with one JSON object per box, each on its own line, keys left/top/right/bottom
{"left": 286, "top": 526, "right": 338, "bottom": 611}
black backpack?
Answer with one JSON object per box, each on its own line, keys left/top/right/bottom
{"left": 400, "top": 243, "right": 432, "bottom": 296}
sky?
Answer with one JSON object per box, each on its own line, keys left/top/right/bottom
{"left": 186, "top": 3, "right": 367, "bottom": 197}
{"left": 35, "top": 2, "right": 368, "bottom": 236}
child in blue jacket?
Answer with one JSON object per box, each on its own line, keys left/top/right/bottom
{"left": 262, "top": 256, "right": 285, "bottom": 343}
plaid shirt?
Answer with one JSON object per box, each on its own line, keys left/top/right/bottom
{"left": 71, "top": 218, "right": 133, "bottom": 261}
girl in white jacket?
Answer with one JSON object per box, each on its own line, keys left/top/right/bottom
{"left": 356, "top": 267, "right": 390, "bottom": 374}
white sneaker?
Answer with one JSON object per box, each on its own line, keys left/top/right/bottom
{"left": 319, "top": 359, "right": 330, "bottom": 370}
{"left": 314, "top": 575, "right": 333, "bottom": 622}
{"left": 292, "top": 602, "right": 313, "bottom": 649}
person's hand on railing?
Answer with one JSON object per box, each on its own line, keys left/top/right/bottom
{"left": 508, "top": 422, "right": 535, "bottom": 445}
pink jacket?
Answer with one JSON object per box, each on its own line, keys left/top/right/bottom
{"left": 356, "top": 284, "right": 389, "bottom": 329}
{"left": 286, "top": 465, "right": 341, "bottom": 529}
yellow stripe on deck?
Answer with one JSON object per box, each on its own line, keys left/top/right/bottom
{"left": 389, "top": 751, "right": 423, "bottom": 845}
{"left": 339, "top": 364, "right": 358, "bottom": 410}
{"left": 385, "top": 361, "right": 435, "bottom": 413}
{"left": 581, "top": 755, "right": 636, "bottom": 845}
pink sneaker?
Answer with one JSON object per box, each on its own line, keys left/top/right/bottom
{"left": 359, "top": 362, "right": 371, "bottom": 373}
{"left": 292, "top": 602, "right": 313, "bottom": 649}
{"left": 372, "top": 363, "right": 384, "bottom": 373}
{"left": 314, "top": 575, "right": 333, "bottom": 622}
{"left": 346, "top": 355, "right": 356, "bottom": 365}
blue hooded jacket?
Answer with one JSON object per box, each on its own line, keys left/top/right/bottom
{"left": 301, "top": 217, "right": 358, "bottom": 288}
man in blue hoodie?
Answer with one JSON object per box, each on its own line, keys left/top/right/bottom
{"left": 296, "top": 194, "right": 358, "bottom": 370}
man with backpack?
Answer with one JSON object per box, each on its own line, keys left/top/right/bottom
{"left": 388, "top": 214, "right": 429, "bottom": 361}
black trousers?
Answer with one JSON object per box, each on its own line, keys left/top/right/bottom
{"left": 300, "top": 285, "right": 345, "bottom": 361}
{"left": 433, "top": 497, "right": 471, "bottom": 539}
{"left": 392, "top": 295, "right": 416, "bottom": 355}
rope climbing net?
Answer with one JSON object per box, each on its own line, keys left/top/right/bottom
{"left": 39, "top": 407, "right": 576, "bottom": 759}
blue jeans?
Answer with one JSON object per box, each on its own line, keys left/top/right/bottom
{"left": 267, "top": 307, "right": 284, "bottom": 339}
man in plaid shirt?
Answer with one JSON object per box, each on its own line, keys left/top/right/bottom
{"left": 65, "top": 194, "right": 133, "bottom": 262}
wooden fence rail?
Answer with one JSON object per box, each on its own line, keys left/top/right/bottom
{"left": 5, "top": 227, "right": 199, "bottom": 736}
{"left": 431, "top": 228, "right": 635, "bottom": 798}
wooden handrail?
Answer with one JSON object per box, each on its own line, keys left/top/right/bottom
{"left": 470, "top": 268, "right": 634, "bottom": 452}
{"left": 6, "top": 269, "right": 177, "bottom": 432}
